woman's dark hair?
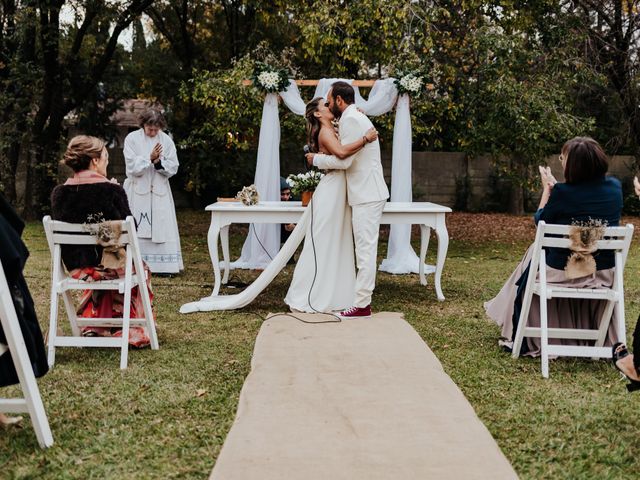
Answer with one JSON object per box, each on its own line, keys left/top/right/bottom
{"left": 562, "top": 136, "right": 608, "bottom": 184}
{"left": 139, "top": 108, "right": 167, "bottom": 129}
{"left": 61, "top": 135, "right": 105, "bottom": 172}
{"left": 305, "top": 97, "right": 323, "bottom": 153}
{"left": 330, "top": 81, "right": 355, "bottom": 105}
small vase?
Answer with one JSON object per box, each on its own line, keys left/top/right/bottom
{"left": 301, "top": 190, "right": 314, "bottom": 206}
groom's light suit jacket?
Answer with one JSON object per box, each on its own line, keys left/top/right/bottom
{"left": 313, "top": 104, "right": 389, "bottom": 206}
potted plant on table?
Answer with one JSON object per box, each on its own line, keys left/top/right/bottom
{"left": 286, "top": 171, "right": 324, "bottom": 206}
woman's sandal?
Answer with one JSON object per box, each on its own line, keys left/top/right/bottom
{"left": 612, "top": 342, "right": 640, "bottom": 392}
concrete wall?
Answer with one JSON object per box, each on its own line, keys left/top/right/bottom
{"left": 99, "top": 148, "right": 638, "bottom": 211}
{"left": 379, "top": 152, "right": 637, "bottom": 211}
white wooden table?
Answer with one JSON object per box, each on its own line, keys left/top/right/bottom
{"left": 204, "top": 201, "right": 452, "bottom": 301}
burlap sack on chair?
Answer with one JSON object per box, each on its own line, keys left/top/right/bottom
{"left": 565, "top": 220, "right": 606, "bottom": 279}
{"left": 95, "top": 221, "right": 126, "bottom": 270}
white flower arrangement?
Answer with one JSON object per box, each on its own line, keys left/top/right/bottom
{"left": 395, "top": 72, "right": 425, "bottom": 96}
{"left": 286, "top": 170, "right": 324, "bottom": 196}
{"left": 252, "top": 62, "right": 290, "bottom": 93}
{"left": 236, "top": 184, "right": 260, "bottom": 206}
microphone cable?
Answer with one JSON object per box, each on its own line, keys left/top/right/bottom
{"left": 246, "top": 190, "right": 342, "bottom": 325}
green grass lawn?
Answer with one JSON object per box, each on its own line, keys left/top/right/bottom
{"left": 2, "top": 210, "right": 640, "bottom": 479}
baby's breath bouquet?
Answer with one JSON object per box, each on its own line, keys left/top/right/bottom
{"left": 394, "top": 71, "right": 425, "bottom": 96}
{"left": 251, "top": 62, "right": 290, "bottom": 93}
{"left": 286, "top": 171, "right": 324, "bottom": 196}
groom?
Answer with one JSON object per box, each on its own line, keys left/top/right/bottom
{"left": 306, "top": 81, "right": 389, "bottom": 318}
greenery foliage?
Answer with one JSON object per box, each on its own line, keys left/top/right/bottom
{"left": 3, "top": 2, "right": 640, "bottom": 214}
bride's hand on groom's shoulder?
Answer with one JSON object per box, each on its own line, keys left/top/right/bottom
{"left": 365, "top": 127, "right": 378, "bottom": 143}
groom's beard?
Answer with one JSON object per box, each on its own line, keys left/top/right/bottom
{"left": 330, "top": 103, "right": 342, "bottom": 119}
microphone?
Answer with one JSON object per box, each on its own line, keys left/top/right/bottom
{"left": 303, "top": 144, "right": 311, "bottom": 171}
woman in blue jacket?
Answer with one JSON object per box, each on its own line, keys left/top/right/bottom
{"left": 486, "top": 137, "right": 623, "bottom": 356}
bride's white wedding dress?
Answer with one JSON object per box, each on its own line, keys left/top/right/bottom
{"left": 179, "top": 170, "right": 355, "bottom": 313}
{"left": 285, "top": 170, "right": 355, "bottom": 312}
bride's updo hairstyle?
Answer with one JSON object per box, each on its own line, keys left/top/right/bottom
{"left": 305, "top": 97, "right": 323, "bottom": 153}
{"left": 61, "top": 135, "right": 106, "bottom": 172}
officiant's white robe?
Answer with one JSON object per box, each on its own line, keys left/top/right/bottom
{"left": 123, "top": 128, "right": 183, "bottom": 273}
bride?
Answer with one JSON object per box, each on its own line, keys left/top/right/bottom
{"left": 284, "top": 98, "right": 378, "bottom": 313}
{"left": 179, "top": 97, "right": 377, "bottom": 313}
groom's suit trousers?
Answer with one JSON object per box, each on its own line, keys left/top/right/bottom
{"left": 352, "top": 199, "right": 386, "bottom": 308}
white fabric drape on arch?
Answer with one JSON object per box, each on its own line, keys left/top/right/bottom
{"left": 379, "top": 94, "right": 434, "bottom": 274}
{"left": 232, "top": 78, "right": 431, "bottom": 274}
{"left": 230, "top": 93, "right": 281, "bottom": 269}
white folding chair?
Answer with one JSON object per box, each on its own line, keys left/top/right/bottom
{"left": 512, "top": 221, "right": 634, "bottom": 378}
{"left": 0, "top": 258, "right": 53, "bottom": 448}
{"left": 43, "top": 216, "right": 158, "bottom": 370}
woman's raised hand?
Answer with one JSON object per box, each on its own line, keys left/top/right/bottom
{"left": 364, "top": 127, "right": 378, "bottom": 143}
{"left": 538, "top": 165, "right": 557, "bottom": 189}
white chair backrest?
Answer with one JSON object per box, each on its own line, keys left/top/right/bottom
{"left": 42, "top": 216, "right": 141, "bottom": 274}
{"left": 43, "top": 216, "right": 135, "bottom": 248}
{"left": 532, "top": 221, "right": 634, "bottom": 272}
{"left": 536, "top": 222, "right": 633, "bottom": 253}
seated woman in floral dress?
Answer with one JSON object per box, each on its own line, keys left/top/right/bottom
{"left": 485, "top": 137, "right": 623, "bottom": 356}
{"left": 50, "top": 135, "right": 154, "bottom": 347}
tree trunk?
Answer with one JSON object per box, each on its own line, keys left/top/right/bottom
{"left": 507, "top": 182, "right": 525, "bottom": 215}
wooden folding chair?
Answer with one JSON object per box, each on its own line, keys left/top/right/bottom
{"left": 0, "top": 258, "right": 53, "bottom": 448}
{"left": 42, "top": 216, "right": 158, "bottom": 370}
{"left": 512, "top": 221, "right": 634, "bottom": 378}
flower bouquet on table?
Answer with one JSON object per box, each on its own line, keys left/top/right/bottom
{"left": 286, "top": 171, "right": 324, "bottom": 206}
{"left": 236, "top": 184, "right": 260, "bottom": 206}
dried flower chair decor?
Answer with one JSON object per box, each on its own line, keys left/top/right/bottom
{"left": 565, "top": 219, "right": 607, "bottom": 279}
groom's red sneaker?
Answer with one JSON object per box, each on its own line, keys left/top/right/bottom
{"left": 338, "top": 305, "right": 371, "bottom": 319}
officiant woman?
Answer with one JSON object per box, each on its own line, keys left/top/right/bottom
{"left": 123, "top": 108, "right": 183, "bottom": 275}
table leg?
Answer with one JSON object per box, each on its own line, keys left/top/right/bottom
{"left": 221, "top": 225, "right": 230, "bottom": 285}
{"left": 434, "top": 220, "right": 449, "bottom": 301}
{"left": 419, "top": 225, "right": 431, "bottom": 286}
{"left": 206, "top": 213, "right": 222, "bottom": 298}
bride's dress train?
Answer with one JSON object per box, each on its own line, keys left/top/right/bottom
{"left": 179, "top": 171, "right": 355, "bottom": 313}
